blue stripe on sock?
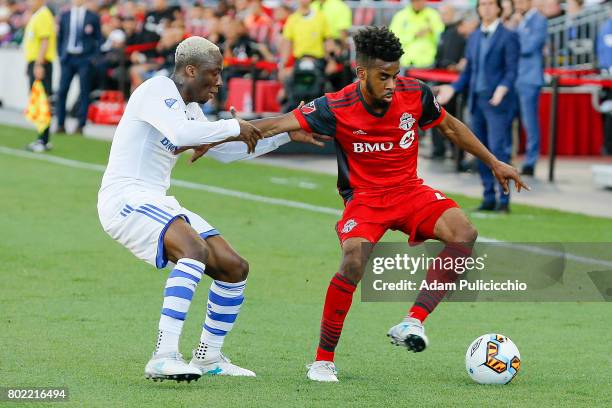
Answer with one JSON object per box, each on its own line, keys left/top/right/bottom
{"left": 125, "top": 204, "right": 134, "bottom": 211}
{"left": 135, "top": 209, "right": 166, "bottom": 224}
{"left": 215, "top": 281, "right": 246, "bottom": 291}
{"left": 179, "top": 261, "right": 205, "bottom": 275}
{"left": 207, "top": 310, "right": 238, "bottom": 323}
{"left": 164, "top": 286, "right": 194, "bottom": 300}
{"left": 208, "top": 291, "right": 244, "bottom": 307}
{"left": 142, "top": 204, "right": 174, "bottom": 219}
{"left": 120, "top": 212, "right": 127, "bottom": 217}
{"left": 169, "top": 269, "right": 201, "bottom": 284}
{"left": 203, "top": 323, "right": 227, "bottom": 336}
{"left": 138, "top": 206, "right": 170, "bottom": 222}
{"left": 161, "top": 308, "right": 187, "bottom": 321}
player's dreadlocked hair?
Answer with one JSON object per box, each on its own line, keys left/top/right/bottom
{"left": 354, "top": 26, "right": 404, "bottom": 67}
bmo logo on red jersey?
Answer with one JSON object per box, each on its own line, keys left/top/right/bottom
{"left": 352, "top": 142, "right": 394, "bottom": 153}
{"left": 352, "top": 112, "right": 417, "bottom": 153}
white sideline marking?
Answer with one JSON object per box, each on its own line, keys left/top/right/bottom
{"left": 0, "top": 146, "right": 340, "bottom": 217}
{"left": 1, "top": 145, "right": 611, "bottom": 268}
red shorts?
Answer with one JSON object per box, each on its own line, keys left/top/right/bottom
{"left": 335, "top": 184, "right": 459, "bottom": 245}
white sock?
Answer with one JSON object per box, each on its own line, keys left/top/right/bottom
{"left": 155, "top": 258, "right": 204, "bottom": 355}
{"left": 194, "top": 279, "right": 246, "bottom": 361}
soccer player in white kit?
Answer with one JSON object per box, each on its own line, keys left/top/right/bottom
{"left": 97, "top": 37, "right": 325, "bottom": 382}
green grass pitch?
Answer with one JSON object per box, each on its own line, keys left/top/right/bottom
{"left": 0, "top": 125, "right": 610, "bottom": 407}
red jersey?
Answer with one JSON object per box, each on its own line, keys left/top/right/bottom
{"left": 293, "top": 77, "right": 446, "bottom": 202}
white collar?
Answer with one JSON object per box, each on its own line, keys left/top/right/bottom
{"left": 480, "top": 18, "right": 500, "bottom": 35}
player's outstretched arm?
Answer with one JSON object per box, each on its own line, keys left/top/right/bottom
{"left": 249, "top": 111, "right": 304, "bottom": 138}
{"left": 185, "top": 105, "right": 331, "bottom": 163}
{"left": 436, "top": 113, "right": 530, "bottom": 194}
{"left": 136, "top": 77, "right": 262, "bottom": 152}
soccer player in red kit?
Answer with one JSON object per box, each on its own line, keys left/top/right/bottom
{"left": 187, "top": 26, "right": 528, "bottom": 382}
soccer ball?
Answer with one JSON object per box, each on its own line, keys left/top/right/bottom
{"left": 465, "top": 334, "right": 521, "bottom": 385}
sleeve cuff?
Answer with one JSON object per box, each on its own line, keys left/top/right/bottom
{"left": 271, "top": 132, "right": 291, "bottom": 146}
{"left": 421, "top": 108, "right": 447, "bottom": 130}
{"left": 292, "top": 109, "right": 312, "bottom": 133}
{"left": 227, "top": 118, "right": 241, "bottom": 136}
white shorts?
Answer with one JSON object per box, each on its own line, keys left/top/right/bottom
{"left": 97, "top": 190, "right": 219, "bottom": 269}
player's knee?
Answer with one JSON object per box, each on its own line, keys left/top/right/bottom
{"left": 179, "top": 241, "right": 209, "bottom": 264}
{"left": 454, "top": 223, "right": 478, "bottom": 244}
{"left": 224, "top": 255, "right": 250, "bottom": 283}
{"left": 340, "top": 247, "right": 365, "bottom": 284}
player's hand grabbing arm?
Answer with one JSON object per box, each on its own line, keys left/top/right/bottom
{"left": 184, "top": 103, "right": 330, "bottom": 163}
{"left": 235, "top": 117, "right": 263, "bottom": 153}
{"left": 436, "top": 113, "right": 530, "bottom": 194}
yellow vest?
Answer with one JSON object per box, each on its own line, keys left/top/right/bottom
{"left": 24, "top": 6, "right": 57, "bottom": 63}
{"left": 311, "top": 0, "right": 352, "bottom": 39}
{"left": 389, "top": 7, "right": 444, "bottom": 68}
{"left": 283, "top": 10, "right": 331, "bottom": 59}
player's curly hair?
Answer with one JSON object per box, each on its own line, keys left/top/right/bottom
{"left": 354, "top": 26, "right": 404, "bottom": 66}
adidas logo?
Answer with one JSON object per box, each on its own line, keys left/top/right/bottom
{"left": 352, "top": 129, "right": 367, "bottom": 135}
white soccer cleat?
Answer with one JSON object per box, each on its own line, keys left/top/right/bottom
{"left": 144, "top": 352, "right": 202, "bottom": 382}
{"left": 387, "top": 318, "right": 429, "bottom": 352}
{"left": 26, "top": 140, "right": 52, "bottom": 153}
{"left": 306, "top": 361, "right": 339, "bottom": 382}
{"left": 188, "top": 352, "right": 256, "bottom": 377}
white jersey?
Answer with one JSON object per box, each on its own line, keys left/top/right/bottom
{"left": 99, "top": 75, "right": 290, "bottom": 197}
{"left": 97, "top": 75, "right": 290, "bottom": 268}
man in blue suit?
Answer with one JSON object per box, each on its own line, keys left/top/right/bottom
{"left": 56, "top": 0, "right": 101, "bottom": 134}
{"left": 513, "top": 0, "right": 547, "bottom": 176}
{"left": 437, "top": 0, "right": 519, "bottom": 212}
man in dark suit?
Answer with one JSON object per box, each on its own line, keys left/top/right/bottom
{"left": 513, "top": 0, "right": 547, "bottom": 176}
{"left": 437, "top": 0, "right": 519, "bottom": 212}
{"left": 56, "top": 0, "right": 101, "bottom": 134}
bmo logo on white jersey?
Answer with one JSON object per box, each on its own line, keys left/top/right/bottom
{"left": 160, "top": 137, "right": 178, "bottom": 153}
{"left": 353, "top": 142, "right": 393, "bottom": 153}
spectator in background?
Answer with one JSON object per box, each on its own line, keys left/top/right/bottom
{"left": 281, "top": 0, "right": 332, "bottom": 69}
{"left": 94, "top": 13, "right": 125, "bottom": 91}
{"left": 129, "top": 20, "right": 183, "bottom": 90}
{"left": 8, "top": 0, "right": 28, "bottom": 45}
{"left": 513, "top": 0, "right": 547, "bottom": 176}
{"left": 598, "top": 14, "right": 612, "bottom": 72}
{"left": 311, "top": 0, "right": 352, "bottom": 41}
{"left": 56, "top": 0, "right": 101, "bottom": 135}
{"left": 144, "top": 0, "right": 178, "bottom": 40}
{"left": 436, "top": 4, "right": 467, "bottom": 72}
{"left": 0, "top": 4, "right": 12, "bottom": 44}
{"left": 244, "top": 0, "right": 273, "bottom": 43}
{"left": 185, "top": 4, "right": 209, "bottom": 37}
{"left": 325, "top": 38, "right": 353, "bottom": 91}
{"left": 566, "top": 0, "right": 592, "bottom": 50}
{"left": 501, "top": 0, "right": 516, "bottom": 27}
{"left": 23, "top": 0, "right": 56, "bottom": 152}
{"left": 437, "top": 0, "right": 519, "bottom": 213}
{"left": 389, "top": 0, "right": 444, "bottom": 69}
{"left": 270, "top": 4, "right": 292, "bottom": 55}
{"left": 597, "top": 14, "right": 612, "bottom": 154}
{"left": 430, "top": 3, "right": 466, "bottom": 159}
{"left": 280, "top": 0, "right": 332, "bottom": 110}
{"left": 541, "top": 0, "right": 563, "bottom": 19}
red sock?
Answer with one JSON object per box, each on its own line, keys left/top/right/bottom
{"left": 315, "top": 273, "right": 357, "bottom": 362}
{"left": 408, "top": 244, "right": 472, "bottom": 323}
